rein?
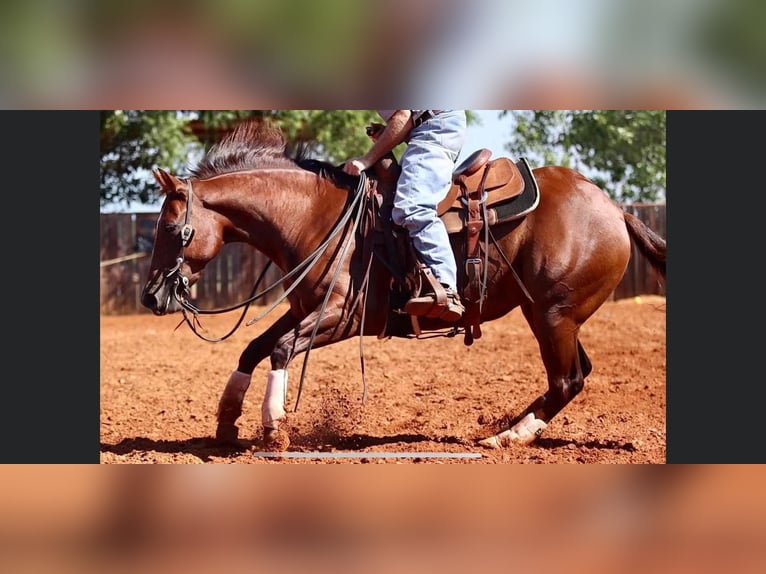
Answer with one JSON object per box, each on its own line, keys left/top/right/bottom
{"left": 292, "top": 171, "right": 373, "bottom": 410}
{"left": 162, "top": 177, "right": 260, "bottom": 342}
{"left": 158, "top": 171, "right": 382, "bottom": 413}
{"left": 167, "top": 173, "right": 371, "bottom": 362}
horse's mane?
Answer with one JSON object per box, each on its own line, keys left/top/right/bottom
{"left": 189, "top": 119, "right": 354, "bottom": 188}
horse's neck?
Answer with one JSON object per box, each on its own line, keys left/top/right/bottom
{"left": 206, "top": 170, "right": 346, "bottom": 269}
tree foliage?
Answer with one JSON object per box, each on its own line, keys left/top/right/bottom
{"left": 501, "top": 110, "right": 666, "bottom": 202}
{"left": 100, "top": 110, "right": 380, "bottom": 208}
{"left": 100, "top": 111, "right": 197, "bottom": 207}
{"left": 101, "top": 110, "right": 478, "bottom": 209}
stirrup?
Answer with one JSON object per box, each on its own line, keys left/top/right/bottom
{"left": 404, "top": 292, "right": 439, "bottom": 317}
{"left": 404, "top": 290, "right": 464, "bottom": 322}
{"left": 440, "top": 292, "right": 465, "bottom": 322}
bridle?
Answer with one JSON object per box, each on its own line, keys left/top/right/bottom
{"left": 162, "top": 178, "right": 196, "bottom": 305}
{"left": 157, "top": 171, "right": 374, "bottom": 411}
{"left": 159, "top": 174, "right": 371, "bottom": 350}
{"left": 159, "top": 177, "right": 270, "bottom": 343}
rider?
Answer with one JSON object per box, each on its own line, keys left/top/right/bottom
{"left": 342, "top": 110, "right": 467, "bottom": 322}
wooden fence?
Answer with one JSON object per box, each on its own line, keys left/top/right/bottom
{"left": 611, "top": 203, "right": 667, "bottom": 300}
{"left": 100, "top": 204, "right": 666, "bottom": 315}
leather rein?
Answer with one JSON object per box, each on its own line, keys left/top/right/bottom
{"left": 164, "top": 174, "right": 371, "bottom": 361}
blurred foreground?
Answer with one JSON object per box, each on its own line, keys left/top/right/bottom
{"left": 2, "top": 0, "right": 764, "bottom": 108}
{"left": 1, "top": 465, "right": 764, "bottom": 573}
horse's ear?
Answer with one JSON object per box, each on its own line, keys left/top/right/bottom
{"left": 152, "top": 168, "right": 172, "bottom": 193}
{"left": 152, "top": 168, "right": 184, "bottom": 194}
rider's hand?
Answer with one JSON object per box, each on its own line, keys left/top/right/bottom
{"left": 342, "top": 158, "right": 368, "bottom": 176}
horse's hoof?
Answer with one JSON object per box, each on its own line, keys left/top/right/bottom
{"left": 477, "top": 436, "right": 501, "bottom": 449}
{"left": 263, "top": 427, "right": 290, "bottom": 451}
{"left": 215, "top": 423, "right": 240, "bottom": 445}
{"left": 478, "top": 415, "right": 548, "bottom": 448}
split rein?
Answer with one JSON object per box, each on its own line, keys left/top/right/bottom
{"left": 166, "top": 172, "right": 370, "bottom": 343}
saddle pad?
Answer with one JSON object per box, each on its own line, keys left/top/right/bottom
{"left": 442, "top": 158, "right": 540, "bottom": 234}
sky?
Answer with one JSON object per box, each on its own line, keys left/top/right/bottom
{"left": 458, "top": 110, "right": 514, "bottom": 164}
{"left": 102, "top": 110, "right": 517, "bottom": 213}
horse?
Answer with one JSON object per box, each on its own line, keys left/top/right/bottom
{"left": 140, "top": 120, "right": 666, "bottom": 450}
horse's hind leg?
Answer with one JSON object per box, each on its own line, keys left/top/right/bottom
{"left": 479, "top": 305, "right": 589, "bottom": 448}
{"left": 215, "top": 311, "right": 298, "bottom": 444}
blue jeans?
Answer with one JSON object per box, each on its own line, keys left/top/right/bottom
{"left": 391, "top": 110, "right": 466, "bottom": 290}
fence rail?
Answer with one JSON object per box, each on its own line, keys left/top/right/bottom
{"left": 100, "top": 204, "right": 666, "bottom": 315}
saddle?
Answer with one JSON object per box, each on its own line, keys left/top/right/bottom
{"left": 369, "top": 149, "right": 540, "bottom": 346}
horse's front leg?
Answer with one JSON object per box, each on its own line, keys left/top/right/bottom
{"left": 262, "top": 303, "right": 355, "bottom": 448}
{"left": 215, "top": 311, "right": 298, "bottom": 444}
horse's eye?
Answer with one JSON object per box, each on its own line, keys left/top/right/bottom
{"left": 164, "top": 223, "right": 179, "bottom": 234}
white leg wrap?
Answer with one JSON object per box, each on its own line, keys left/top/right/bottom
{"left": 478, "top": 413, "right": 548, "bottom": 448}
{"left": 217, "top": 371, "right": 252, "bottom": 418}
{"left": 262, "top": 369, "right": 288, "bottom": 429}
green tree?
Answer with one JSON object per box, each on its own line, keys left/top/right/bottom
{"left": 101, "top": 110, "right": 377, "bottom": 208}
{"left": 100, "top": 110, "right": 198, "bottom": 207}
{"left": 101, "top": 110, "right": 478, "bottom": 209}
{"left": 502, "top": 110, "right": 666, "bottom": 202}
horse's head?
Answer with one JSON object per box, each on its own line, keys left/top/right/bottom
{"left": 140, "top": 168, "right": 224, "bottom": 315}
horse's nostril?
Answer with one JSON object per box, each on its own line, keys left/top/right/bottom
{"left": 141, "top": 291, "right": 157, "bottom": 310}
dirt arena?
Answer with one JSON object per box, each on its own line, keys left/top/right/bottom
{"left": 100, "top": 295, "right": 666, "bottom": 464}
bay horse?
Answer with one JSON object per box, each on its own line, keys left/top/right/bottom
{"left": 140, "top": 120, "right": 666, "bottom": 450}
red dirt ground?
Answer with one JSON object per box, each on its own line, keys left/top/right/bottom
{"left": 100, "top": 296, "right": 666, "bottom": 464}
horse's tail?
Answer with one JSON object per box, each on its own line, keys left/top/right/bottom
{"left": 623, "top": 211, "right": 666, "bottom": 280}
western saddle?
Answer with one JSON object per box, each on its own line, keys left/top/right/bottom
{"left": 369, "top": 148, "right": 540, "bottom": 346}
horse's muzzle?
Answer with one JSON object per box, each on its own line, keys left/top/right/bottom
{"left": 141, "top": 277, "right": 184, "bottom": 315}
{"left": 141, "top": 287, "right": 166, "bottom": 315}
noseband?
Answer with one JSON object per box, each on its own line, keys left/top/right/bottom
{"left": 163, "top": 179, "right": 196, "bottom": 304}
